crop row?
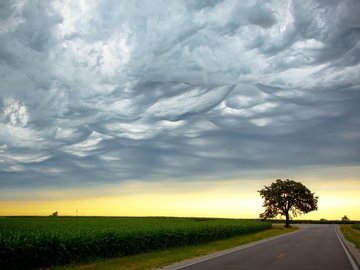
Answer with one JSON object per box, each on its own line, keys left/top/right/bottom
{"left": 0, "top": 217, "right": 271, "bottom": 269}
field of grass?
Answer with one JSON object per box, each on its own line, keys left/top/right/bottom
{"left": 352, "top": 223, "right": 360, "bottom": 231}
{"left": 0, "top": 217, "right": 271, "bottom": 269}
{"left": 340, "top": 224, "right": 360, "bottom": 250}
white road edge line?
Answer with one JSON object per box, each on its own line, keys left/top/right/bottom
{"left": 335, "top": 227, "right": 359, "bottom": 270}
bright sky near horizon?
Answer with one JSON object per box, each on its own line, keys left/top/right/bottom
{"left": 1, "top": 0, "right": 360, "bottom": 220}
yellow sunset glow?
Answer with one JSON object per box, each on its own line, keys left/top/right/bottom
{"left": 1, "top": 175, "right": 359, "bottom": 220}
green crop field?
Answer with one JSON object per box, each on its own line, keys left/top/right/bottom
{"left": 0, "top": 216, "right": 271, "bottom": 269}
{"left": 352, "top": 223, "right": 360, "bottom": 230}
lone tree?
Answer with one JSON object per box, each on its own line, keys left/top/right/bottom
{"left": 50, "top": 211, "right": 58, "bottom": 217}
{"left": 258, "top": 179, "right": 318, "bottom": 227}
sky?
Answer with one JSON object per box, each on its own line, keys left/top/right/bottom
{"left": 1, "top": 0, "right": 360, "bottom": 220}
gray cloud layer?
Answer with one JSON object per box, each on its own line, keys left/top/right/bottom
{"left": 1, "top": 0, "right": 360, "bottom": 188}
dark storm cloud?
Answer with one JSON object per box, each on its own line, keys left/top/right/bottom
{"left": 1, "top": 0, "right": 360, "bottom": 188}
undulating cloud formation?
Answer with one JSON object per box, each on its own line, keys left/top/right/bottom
{"left": 1, "top": 0, "right": 360, "bottom": 188}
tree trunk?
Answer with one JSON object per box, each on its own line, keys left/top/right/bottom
{"left": 285, "top": 212, "right": 290, "bottom": 228}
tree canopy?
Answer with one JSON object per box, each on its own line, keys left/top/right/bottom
{"left": 258, "top": 179, "right": 318, "bottom": 227}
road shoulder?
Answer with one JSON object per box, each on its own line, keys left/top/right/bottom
{"left": 337, "top": 225, "right": 360, "bottom": 269}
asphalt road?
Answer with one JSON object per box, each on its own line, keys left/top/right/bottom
{"left": 175, "top": 225, "right": 356, "bottom": 270}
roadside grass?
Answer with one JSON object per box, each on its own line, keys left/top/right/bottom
{"left": 341, "top": 224, "right": 360, "bottom": 250}
{"left": 57, "top": 225, "right": 297, "bottom": 270}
